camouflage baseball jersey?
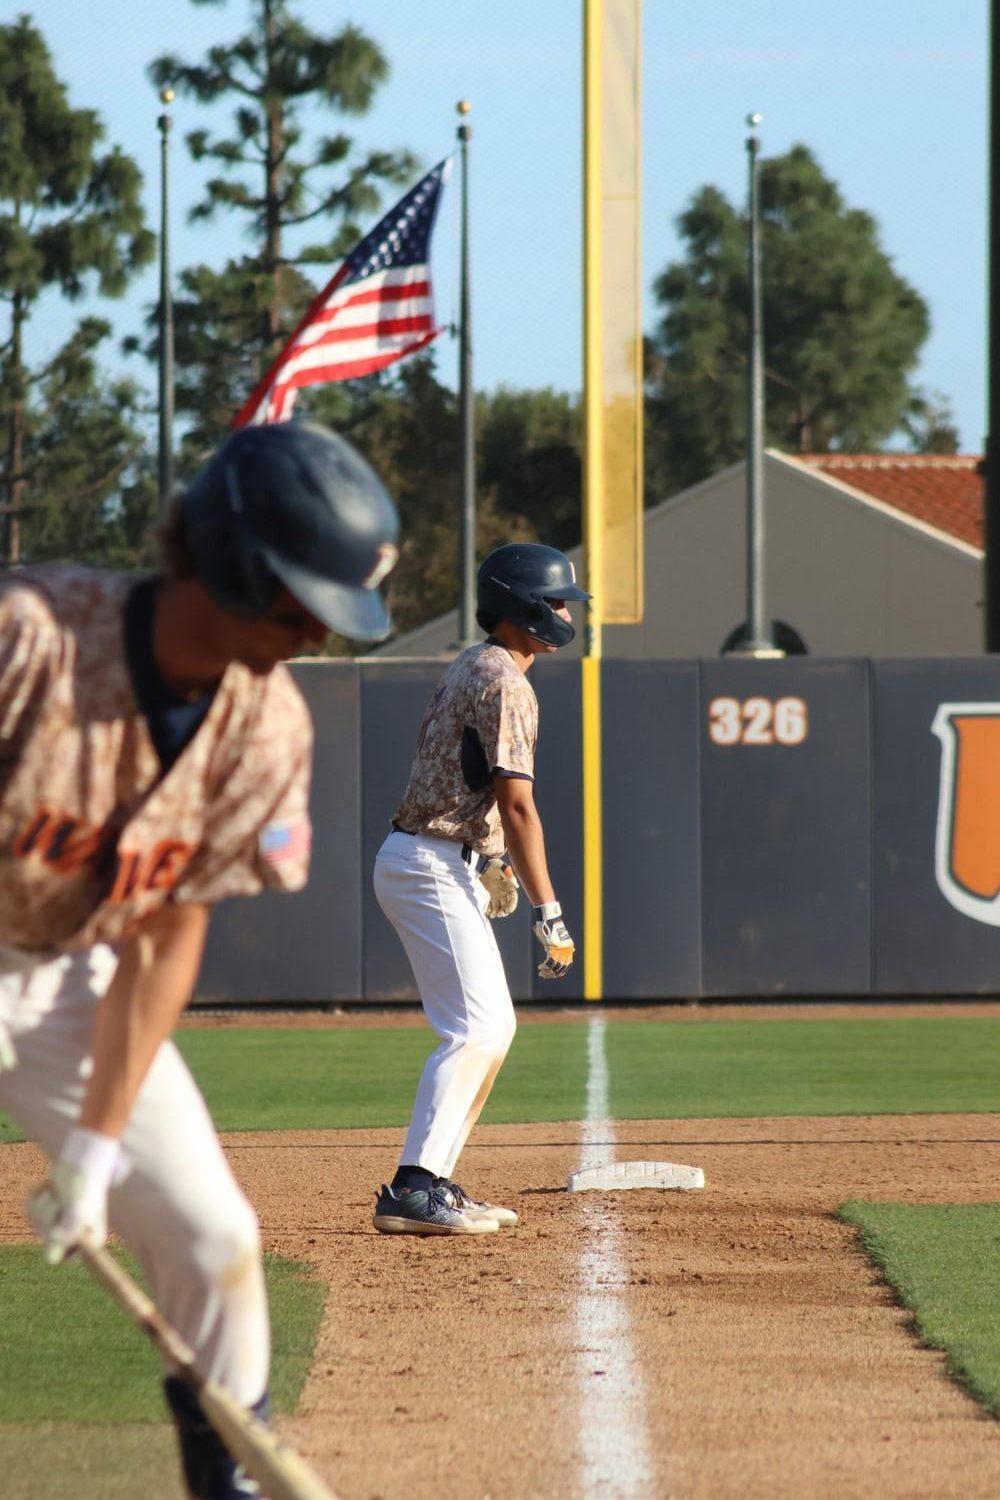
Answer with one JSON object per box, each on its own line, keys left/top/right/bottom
{"left": 392, "top": 642, "right": 537, "bottom": 856}
{"left": 0, "top": 566, "right": 312, "bottom": 953}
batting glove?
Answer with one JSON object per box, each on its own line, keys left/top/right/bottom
{"left": 480, "top": 856, "right": 519, "bottom": 918}
{"left": 27, "top": 1126, "right": 120, "bottom": 1265}
{"left": 532, "top": 902, "right": 575, "bottom": 979}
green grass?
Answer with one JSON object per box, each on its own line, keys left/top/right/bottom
{"left": 0, "top": 1247, "right": 324, "bottom": 1422}
{"left": 175, "top": 1021, "right": 591, "bottom": 1130}
{"left": 131, "top": 1015, "right": 1000, "bottom": 1126}
{"left": 174, "top": 1022, "right": 593, "bottom": 1131}
{"left": 132, "top": 1015, "right": 1000, "bottom": 1123}
{"left": 3, "top": 1016, "right": 1000, "bottom": 1144}
{"left": 4, "top": 1425, "right": 185, "bottom": 1500}
{"left": 839, "top": 1202, "right": 1000, "bottom": 1415}
{"left": 603, "top": 1017, "right": 1000, "bottom": 1119}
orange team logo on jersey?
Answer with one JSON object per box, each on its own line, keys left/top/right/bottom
{"left": 932, "top": 704, "right": 1000, "bottom": 924}
{"left": 12, "top": 807, "right": 194, "bottom": 904}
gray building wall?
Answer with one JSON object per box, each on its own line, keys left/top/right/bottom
{"left": 373, "top": 451, "right": 983, "bottom": 661}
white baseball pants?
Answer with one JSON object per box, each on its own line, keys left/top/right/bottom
{"left": 0, "top": 945, "right": 269, "bottom": 1407}
{"left": 373, "top": 830, "right": 516, "bottom": 1179}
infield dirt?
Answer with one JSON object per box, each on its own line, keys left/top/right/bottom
{"left": 5, "top": 1108, "right": 1000, "bottom": 1498}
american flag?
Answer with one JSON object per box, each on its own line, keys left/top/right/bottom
{"left": 234, "top": 160, "right": 451, "bottom": 428}
{"left": 259, "top": 816, "right": 312, "bottom": 867}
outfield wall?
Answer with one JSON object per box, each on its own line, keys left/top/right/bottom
{"left": 197, "top": 658, "right": 1000, "bottom": 1002}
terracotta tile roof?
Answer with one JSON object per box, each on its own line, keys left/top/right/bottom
{"left": 795, "top": 453, "right": 984, "bottom": 549}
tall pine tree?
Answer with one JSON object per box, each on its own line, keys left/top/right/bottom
{"left": 0, "top": 16, "right": 154, "bottom": 563}
{"left": 148, "top": 0, "right": 417, "bottom": 450}
{"left": 645, "top": 145, "right": 931, "bottom": 497}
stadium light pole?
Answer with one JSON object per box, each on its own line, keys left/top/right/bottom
{"left": 157, "top": 89, "right": 175, "bottom": 516}
{"left": 986, "top": 3, "right": 1000, "bottom": 649}
{"left": 457, "top": 100, "right": 477, "bottom": 647}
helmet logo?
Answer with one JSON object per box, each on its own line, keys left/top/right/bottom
{"left": 569, "top": 560, "right": 577, "bottom": 583}
{"left": 363, "top": 542, "right": 399, "bottom": 590}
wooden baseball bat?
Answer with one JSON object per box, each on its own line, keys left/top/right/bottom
{"left": 75, "top": 1238, "right": 338, "bottom": 1500}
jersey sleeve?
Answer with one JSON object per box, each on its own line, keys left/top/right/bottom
{"left": 0, "top": 585, "right": 61, "bottom": 769}
{"left": 474, "top": 670, "right": 538, "bottom": 781}
{"left": 173, "top": 676, "right": 314, "bottom": 905}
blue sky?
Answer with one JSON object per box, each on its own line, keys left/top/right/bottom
{"left": 23, "top": 1, "right": 988, "bottom": 449}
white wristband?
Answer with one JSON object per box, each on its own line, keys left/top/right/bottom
{"left": 532, "top": 901, "right": 562, "bottom": 922}
{"left": 59, "top": 1126, "right": 121, "bottom": 1193}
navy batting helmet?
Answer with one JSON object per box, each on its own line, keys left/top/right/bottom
{"left": 476, "top": 543, "right": 591, "bottom": 648}
{"left": 181, "top": 421, "right": 400, "bottom": 641}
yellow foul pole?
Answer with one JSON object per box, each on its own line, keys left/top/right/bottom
{"left": 582, "top": 0, "right": 643, "bottom": 1001}
{"left": 582, "top": 0, "right": 604, "bottom": 1001}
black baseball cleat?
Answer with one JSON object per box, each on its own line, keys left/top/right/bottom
{"left": 164, "top": 1377, "right": 266, "bottom": 1499}
{"left": 372, "top": 1182, "right": 498, "bottom": 1235}
{"left": 437, "top": 1179, "right": 519, "bottom": 1227}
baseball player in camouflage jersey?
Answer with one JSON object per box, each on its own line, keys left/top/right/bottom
{"left": 373, "top": 543, "right": 589, "bottom": 1235}
{"left": 0, "top": 421, "right": 398, "bottom": 1500}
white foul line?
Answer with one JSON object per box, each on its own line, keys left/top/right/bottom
{"left": 574, "top": 1016, "right": 656, "bottom": 1498}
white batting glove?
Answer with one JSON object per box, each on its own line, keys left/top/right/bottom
{"left": 479, "top": 856, "right": 519, "bottom": 918}
{"left": 27, "top": 1126, "right": 121, "bottom": 1265}
{"left": 532, "top": 902, "right": 575, "bottom": 979}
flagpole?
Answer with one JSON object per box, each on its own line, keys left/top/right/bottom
{"left": 157, "top": 88, "right": 175, "bottom": 514}
{"left": 457, "top": 100, "right": 476, "bottom": 647}
{"left": 743, "top": 111, "right": 774, "bottom": 654}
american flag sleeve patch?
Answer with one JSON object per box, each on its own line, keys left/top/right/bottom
{"left": 259, "top": 817, "right": 312, "bottom": 866}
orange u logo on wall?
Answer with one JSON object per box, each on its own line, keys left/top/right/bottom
{"left": 932, "top": 704, "right": 1000, "bottom": 923}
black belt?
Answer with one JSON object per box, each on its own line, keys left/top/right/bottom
{"left": 392, "top": 823, "right": 489, "bottom": 873}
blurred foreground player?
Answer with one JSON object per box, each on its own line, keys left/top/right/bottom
{"left": 372, "top": 543, "right": 589, "bottom": 1235}
{"left": 0, "top": 421, "right": 398, "bottom": 1499}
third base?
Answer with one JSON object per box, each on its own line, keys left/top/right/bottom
{"left": 567, "top": 1160, "right": 705, "bottom": 1192}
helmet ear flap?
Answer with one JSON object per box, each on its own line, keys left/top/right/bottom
{"left": 235, "top": 542, "right": 282, "bottom": 616}
{"left": 185, "top": 505, "right": 281, "bottom": 618}
{"left": 525, "top": 596, "right": 575, "bottom": 648}
{"left": 541, "top": 607, "right": 575, "bottom": 648}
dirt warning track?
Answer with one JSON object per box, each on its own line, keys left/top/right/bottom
{"left": 5, "top": 1114, "right": 1000, "bottom": 1498}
